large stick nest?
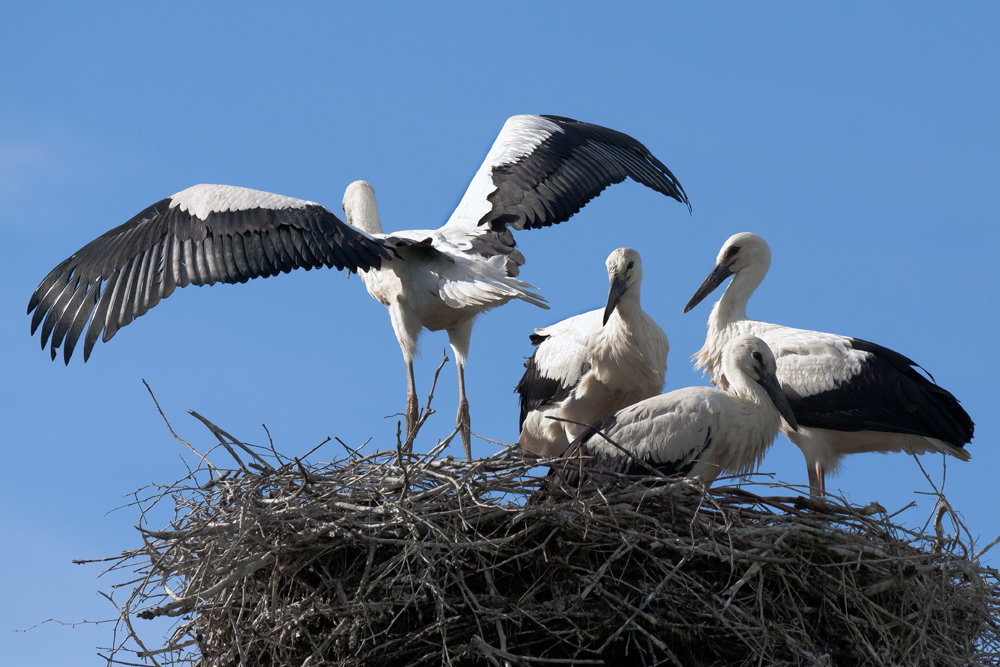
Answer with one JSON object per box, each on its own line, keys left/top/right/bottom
{"left": 89, "top": 412, "right": 999, "bottom": 667}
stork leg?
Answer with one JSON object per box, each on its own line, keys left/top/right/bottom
{"left": 456, "top": 362, "right": 471, "bottom": 460}
{"left": 387, "top": 305, "right": 422, "bottom": 449}
{"left": 447, "top": 321, "right": 474, "bottom": 461}
{"left": 405, "top": 358, "right": 419, "bottom": 441}
{"left": 807, "top": 460, "right": 826, "bottom": 499}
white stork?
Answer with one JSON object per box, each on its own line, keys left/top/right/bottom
{"left": 27, "top": 114, "right": 690, "bottom": 457}
{"left": 515, "top": 247, "right": 668, "bottom": 456}
{"left": 683, "top": 232, "right": 974, "bottom": 496}
{"left": 550, "top": 335, "right": 796, "bottom": 488}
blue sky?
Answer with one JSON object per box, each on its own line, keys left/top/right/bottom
{"left": 2, "top": 3, "right": 997, "bottom": 664}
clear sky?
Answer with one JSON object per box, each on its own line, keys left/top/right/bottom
{"left": 2, "top": 3, "right": 997, "bottom": 664}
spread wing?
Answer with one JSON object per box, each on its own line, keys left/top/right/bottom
{"left": 444, "top": 114, "right": 690, "bottom": 233}
{"left": 27, "top": 184, "right": 390, "bottom": 363}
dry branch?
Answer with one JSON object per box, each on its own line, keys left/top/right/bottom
{"left": 86, "top": 412, "right": 999, "bottom": 666}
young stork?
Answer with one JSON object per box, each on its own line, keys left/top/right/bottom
{"left": 26, "top": 114, "right": 690, "bottom": 458}
{"left": 550, "top": 335, "right": 796, "bottom": 488}
{"left": 683, "top": 232, "right": 974, "bottom": 496}
{"left": 515, "top": 248, "right": 668, "bottom": 456}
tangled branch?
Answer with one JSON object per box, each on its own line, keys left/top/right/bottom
{"left": 79, "top": 403, "right": 999, "bottom": 666}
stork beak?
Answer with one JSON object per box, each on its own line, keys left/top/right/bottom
{"left": 683, "top": 263, "right": 733, "bottom": 313}
{"left": 603, "top": 275, "right": 628, "bottom": 325}
{"left": 756, "top": 371, "right": 798, "bottom": 431}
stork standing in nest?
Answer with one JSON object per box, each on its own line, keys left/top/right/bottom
{"left": 683, "top": 232, "right": 974, "bottom": 496}
{"left": 27, "top": 114, "right": 690, "bottom": 457}
{"left": 516, "top": 248, "right": 669, "bottom": 456}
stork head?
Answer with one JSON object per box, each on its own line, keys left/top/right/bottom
{"left": 603, "top": 247, "right": 643, "bottom": 325}
{"left": 342, "top": 180, "right": 383, "bottom": 235}
{"left": 725, "top": 335, "right": 798, "bottom": 431}
{"left": 683, "top": 232, "right": 771, "bottom": 313}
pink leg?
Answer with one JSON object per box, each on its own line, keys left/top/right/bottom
{"left": 456, "top": 360, "right": 471, "bottom": 460}
{"left": 807, "top": 460, "right": 826, "bottom": 499}
{"left": 404, "top": 359, "right": 418, "bottom": 447}
{"left": 447, "top": 321, "right": 474, "bottom": 461}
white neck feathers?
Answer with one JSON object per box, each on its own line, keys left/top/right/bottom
{"left": 343, "top": 180, "right": 384, "bottom": 234}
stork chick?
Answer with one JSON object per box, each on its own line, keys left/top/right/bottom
{"left": 516, "top": 248, "right": 669, "bottom": 456}
{"left": 550, "top": 335, "right": 796, "bottom": 488}
{"left": 684, "top": 232, "right": 973, "bottom": 497}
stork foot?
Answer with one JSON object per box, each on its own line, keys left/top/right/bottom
{"left": 456, "top": 399, "right": 471, "bottom": 460}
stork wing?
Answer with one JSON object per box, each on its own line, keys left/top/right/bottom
{"left": 27, "top": 184, "right": 390, "bottom": 363}
{"left": 781, "top": 336, "right": 974, "bottom": 446}
{"left": 553, "top": 393, "right": 715, "bottom": 486}
{"left": 444, "top": 114, "right": 690, "bottom": 233}
{"left": 759, "top": 326, "right": 872, "bottom": 398}
{"left": 515, "top": 309, "right": 601, "bottom": 428}
{"left": 384, "top": 230, "right": 547, "bottom": 313}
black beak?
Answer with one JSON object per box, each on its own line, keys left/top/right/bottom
{"left": 683, "top": 263, "right": 732, "bottom": 314}
{"left": 603, "top": 275, "right": 627, "bottom": 326}
{"left": 756, "top": 371, "right": 798, "bottom": 431}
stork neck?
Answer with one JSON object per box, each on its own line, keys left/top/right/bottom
{"left": 619, "top": 283, "right": 642, "bottom": 313}
{"left": 727, "top": 371, "right": 758, "bottom": 405}
{"left": 728, "top": 371, "right": 780, "bottom": 434}
{"left": 344, "top": 186, "right": 384, "bottom": 234}
{"left": 606, "top": 284, "right": 642, "bottom": 329}
{"left": 709, "top": 264, "right": 764, "bottom": 331}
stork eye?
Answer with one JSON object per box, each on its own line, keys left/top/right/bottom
{"left": 751, "top": 350, "right": 763, "bottom": 363}
{"left": 626, "top": 261, "right": 635, "bottom": 270}
{"left": 725, "top": 245, "right": 740, "bottom": 259}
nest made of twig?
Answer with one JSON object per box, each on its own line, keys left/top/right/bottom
{"left": 84, "top": 408, "right": 1000, "bottom": 667}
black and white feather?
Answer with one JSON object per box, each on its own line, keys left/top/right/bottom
{"left": 684, "top": 232, "right": 975, "bottom": 496}
{"left": 28, "top": 113, "right": 691, "bottom": 457}
{"left": 27, "top": 185, "right": 390, "bottom": 364}
{"left": 549, "top": 335, "right": 796, "bottom": 489}
{"left": 516, "top": 248, "right": 668, "bottom": 456}
{"left": 446, "top": 114, "right": 690, "bottom": 233}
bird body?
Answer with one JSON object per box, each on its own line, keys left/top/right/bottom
{"left": 552, "top": 335, "right": 796, "bottom": 487}
{"left": 516, "top": 249, "right": 668, "bottom": 456}
{"left": 684, "top": 232, "right": 973, "bottom": 495}
{"left": 28, "top": 114, "right": 690, "bottom": 457}
{"left": 344, "top": 181, "right": 543, "bottom": 335}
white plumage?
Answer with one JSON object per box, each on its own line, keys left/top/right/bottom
{"left": 27, "top": 114, "right": 690, "bottom": 458}
{"left": 171, "top": 184, "right": 313, "bottom": 220}
{"left": 515, "top": 248, "right": 668, "bottom": 456}
{"left": 341, "top": 179, "right": 548, "bottom": 456}
{"left": 684, "top": 232, "right": 974, "bottom": 496}
{"left": 550, "top": 335, "right": 797, "bottom": 488}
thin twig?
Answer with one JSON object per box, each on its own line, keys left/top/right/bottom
{"left": 142, "top": 380, "right": 216, "bottom": 472}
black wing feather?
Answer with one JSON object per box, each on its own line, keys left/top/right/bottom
{"left": 27, "top": 186, "right": 390, "bottom": 363}
{"left": 481, "top": 115, "right": 691, "bottom": 232}
{"left": 789, "top": 337, "right": 974, "bottom": 449}
{"left": 514, "top": 333, "right": 582, "bottom": 429}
